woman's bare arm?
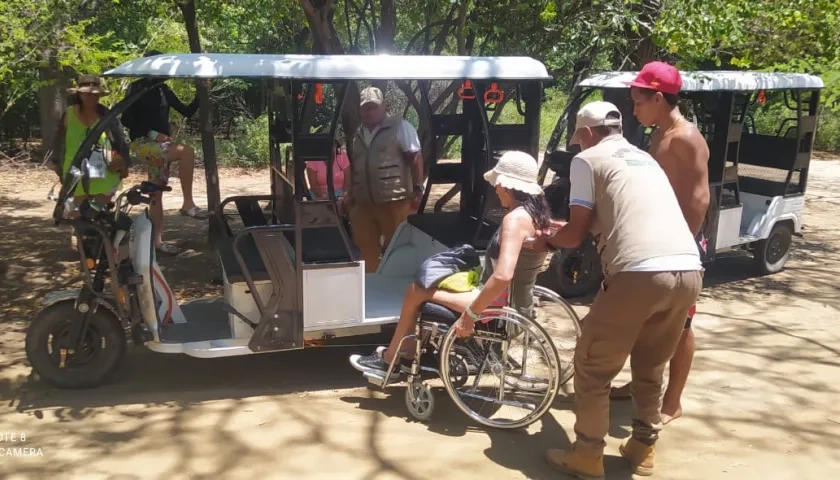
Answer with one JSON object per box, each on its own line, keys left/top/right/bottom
{"left": 466, "top": 210, "right": 532, "bottom": 314}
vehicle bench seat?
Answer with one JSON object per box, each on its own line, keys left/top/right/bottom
{"left": 738, "top": 176, "right": 799, "bottom": 197}
{"left": 288, "top": 228, "right": 360, "bottom": 264}
{"left": 218, "top": 226, "right": 360, "bottom": 284}
{"left": 739, "top": 134, "right": 798, "bottom": 169}
{"left": 217, "top": 233, "right": 273, "bottom": 284}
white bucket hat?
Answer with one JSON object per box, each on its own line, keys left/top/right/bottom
{"left": 483, "top": 150, "right": 543, "bottom": 196}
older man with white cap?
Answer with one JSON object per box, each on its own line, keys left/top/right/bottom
{"left": 343, "top": 86, "right": 425, "bottom": 273}
{"left": 540, "top": 101, "right": 703, "bottom": 478}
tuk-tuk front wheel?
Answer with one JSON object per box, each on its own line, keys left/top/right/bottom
{"left": 548, "top": 241, "right": 603, "bottom": 298}
{"left": 25, "top": 301, "right": 126, "bottom": 389}
{"left": 753, "top": 222, "right": 793, "bottom": 275}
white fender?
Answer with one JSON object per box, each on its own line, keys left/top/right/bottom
{"left": 746, "top": 195, "right": 804, "bottom": 239}
{"left": 41, "top": 289, "right": 120, "bottom": 319}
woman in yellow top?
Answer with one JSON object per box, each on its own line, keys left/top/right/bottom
{"left": 51, "top": 75, "right": 130, "bottom": 208}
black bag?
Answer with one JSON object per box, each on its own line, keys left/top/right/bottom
{"left": 414, "top": 244, "right": 481, "bottom": 290}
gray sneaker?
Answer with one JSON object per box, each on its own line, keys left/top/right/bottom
{"left": 349, "top": 346, "right": 400, "bottom": 381}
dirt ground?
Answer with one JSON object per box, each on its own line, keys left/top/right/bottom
{"left": 1, "top": 156, "right": 840, "bottom": 479}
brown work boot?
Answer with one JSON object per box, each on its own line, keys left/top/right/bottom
{"left": 545, "top": 446, "right": 604, "bottom": 480}
{"left": 619, "top": 438, "right": 655, "bottom": 476}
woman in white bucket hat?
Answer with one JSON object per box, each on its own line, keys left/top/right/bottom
{"left": 350, "top": 150, "right": 552, "bottom": 378}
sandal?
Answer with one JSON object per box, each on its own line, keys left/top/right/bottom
{"left": 156, "top": 243, "right": 180, "bottom": 255}
{"left": 180, "top": 206, "right": 208, "bottom": 219}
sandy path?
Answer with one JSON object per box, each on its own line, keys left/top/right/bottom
{"left": 1, "top": 157, "right": 839, "bottom": 479}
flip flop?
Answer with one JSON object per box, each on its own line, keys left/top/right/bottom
{"left": 156, "top": 243, "right": 179, "bottom": 255}
{"left": 180, "top": 206, "right": 208, "bottom": 219}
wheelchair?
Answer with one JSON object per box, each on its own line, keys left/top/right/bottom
{"left": 363, "top": 286, "right": 580, "bottom": 430}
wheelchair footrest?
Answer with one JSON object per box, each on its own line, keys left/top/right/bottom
{"left": 363, "top": 370, "right": 387, "bottom": 387}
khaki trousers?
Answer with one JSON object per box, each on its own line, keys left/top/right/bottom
{"left": 349, "top": 199, "right": 413, "bottom": 273}
{"left": 573, "top": 270, "right": 703, "bottom": 454}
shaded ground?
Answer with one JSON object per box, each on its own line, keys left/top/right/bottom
{"left": 1, "top": 157, "right": 839, "bottom": 479}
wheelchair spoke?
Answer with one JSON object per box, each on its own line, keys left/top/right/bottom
{"left": 441, "top": 314, "right": 557, "bottom": 428}
{"left": 421, "top": 297, "right": 570, "bottom": 430}
{"left": 518, "top": 330, "right": 529, "bottom": 374}
{"left": 497, "top": 339, "right": 509, "bottom": 403}
{"left": 531, "top": 285, "right": 582, "bottom": 386}
{"left": 457, "top": 390, "right": 537, "bottom": 411}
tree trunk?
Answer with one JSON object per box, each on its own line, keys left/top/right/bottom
{"left": 455, "top": 0, "right": 472, "bottom": 55}
{"left": 613, "top": 0, "right": 662, "bottom": 69}
{"left": 176, "top": 0, "right": 221, "bottom": 247}
{"left": 608, "top": 0, "right": 663, "bottom": 136}
{"left": 38, "top": 49, "right": 67, "bottom": 162}
{"left": 376, "top": 0, "right": 396, "bottom": 54}
{"left": 299, "top": 0, "right": 361, "bottom": 160}
{"left": 370, "top": 0, "right": 397, "bottom": 93}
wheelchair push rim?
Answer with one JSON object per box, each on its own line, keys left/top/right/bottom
{"left": 531, "top": 285, "right": 582, "bottom": 386}
{"left": 439, "top": 307, "right": 561, "bottom": 430}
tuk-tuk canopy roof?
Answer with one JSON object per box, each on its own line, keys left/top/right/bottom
{"left": 579, "top": 70, "right": 824, "bottom": 91}
{"left": 103, "top": 53, "right": 552, "bottom": 81}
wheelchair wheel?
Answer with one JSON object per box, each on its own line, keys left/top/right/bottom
{"left": 405, "top": 381, "right": 435, "bottom": 421}
{"left": 531, "top": 285, "right": 582, "bottom": 385}
{"left": 439, "top": 308, "right": 560, "bottom": 430}
{"left": 447, "top": 344, "right": 472, "bottom": 389}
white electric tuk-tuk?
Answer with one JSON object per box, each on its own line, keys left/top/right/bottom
{"left": 26, "top": 53, "right": 581, "bottom": 428}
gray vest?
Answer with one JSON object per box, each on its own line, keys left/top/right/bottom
{"left": 351, "top": 116, "right": 413, "bottom": 204}
{"left": 578, "top": 135, "right": 700, "bottom": 277}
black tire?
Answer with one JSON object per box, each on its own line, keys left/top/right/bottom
{"left": 546, "top": 239, "right": 603, "bottom": 298}
{"left": 753, "top": 222, "right": 793, "bottom": 275}
{"left": 25, "top": 301, "right": 126, "bottom": 389}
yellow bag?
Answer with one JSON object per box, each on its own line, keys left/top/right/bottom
{"left": 437, "top": 267, "right": 481, "bottom": 293}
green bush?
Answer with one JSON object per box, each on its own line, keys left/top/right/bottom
{"left": 235, "top": 114, "right": 271, "bottom": 167}
{"left": 815, "top": 112, "right": 840, "bottom": 152}
{"left": 188, "top": 114, "right": 271, "bottom": 168}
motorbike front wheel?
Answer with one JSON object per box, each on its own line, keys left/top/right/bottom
{"left": 25, "top": 300, "right": 126, "bottom": 389}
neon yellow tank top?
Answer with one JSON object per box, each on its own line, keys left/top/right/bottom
{"left": 62, "top": 107, "right": 121, "bottom": 196}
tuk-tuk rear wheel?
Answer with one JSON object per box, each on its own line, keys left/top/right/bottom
{"left": 547, "top": 242, "right": 603, "bottom": 298}
{"left": 754, "top": 222, "right": 793, "bottom": 275}
{"left": 25, "top": 301, "right": 126, "bottom": 389}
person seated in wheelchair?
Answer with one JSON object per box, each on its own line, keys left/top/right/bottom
{"left": 349, "top": 150, "right": 551, "bottom": 379}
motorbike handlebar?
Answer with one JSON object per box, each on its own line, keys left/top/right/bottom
{"left": 139, "top": 181, "right": 172, "bottom": 194}
{"left": 75, "top": 181, "right": 171, "bottom": 230}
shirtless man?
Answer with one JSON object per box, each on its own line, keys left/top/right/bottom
{"left": 609, "top": 61, "right": 711, "bottom": 425}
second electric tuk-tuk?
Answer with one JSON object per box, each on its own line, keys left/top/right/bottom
{"left": 541, "top": 70, "right": 824, "bottom": 298}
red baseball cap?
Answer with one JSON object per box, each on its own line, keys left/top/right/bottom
{"left": 626, "top": 61, "right": 682, "bottom": 95}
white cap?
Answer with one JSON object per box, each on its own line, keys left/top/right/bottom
{"left": 360, "top": 86, "right": 383, "bottom": 106}
{"left": 576, "top": 101, "right": 622, "bottom": 129}
{"left": 570, "top": 101, "right": 622, "bottom": 145}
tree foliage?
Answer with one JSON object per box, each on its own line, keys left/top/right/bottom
{"left": 1, "top": 0, "right": 839, "bottom": 152}
{"left": 655, "top": 0, "right": 840, "bottom": 109}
